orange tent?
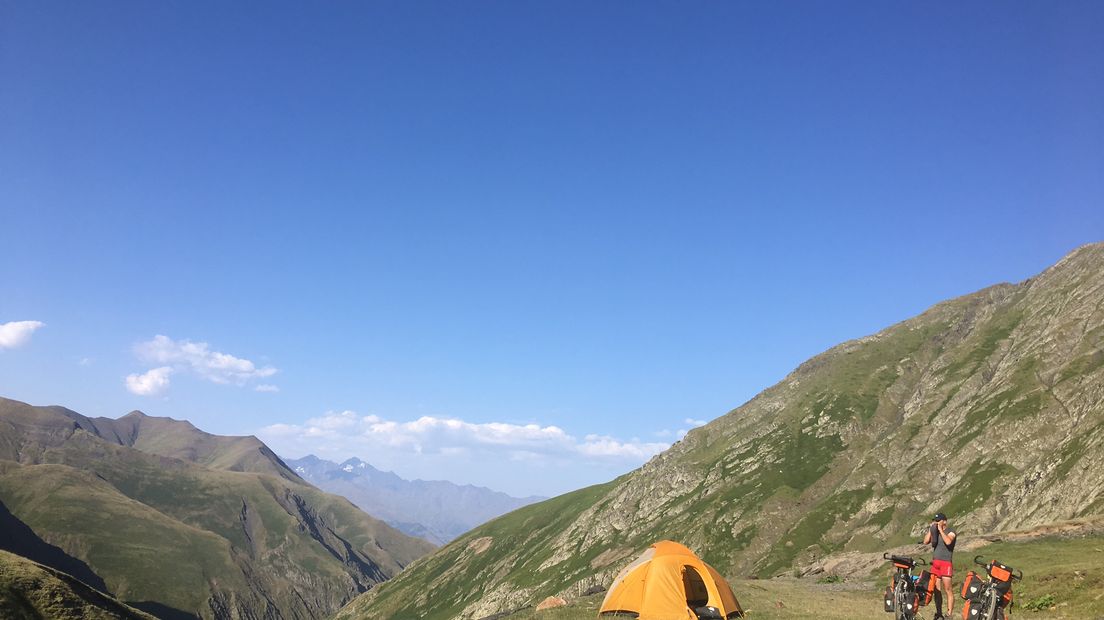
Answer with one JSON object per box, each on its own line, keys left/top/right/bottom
{"left": 598, "top": 541, "right": 744, "bottom": 620}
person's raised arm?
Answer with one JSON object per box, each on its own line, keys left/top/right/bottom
{"left": 937, "top": 523, "right": 955, "bottom": 546}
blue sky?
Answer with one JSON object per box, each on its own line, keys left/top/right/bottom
{"left": 1, "top": 2, "right": 1102, "bottom": 497}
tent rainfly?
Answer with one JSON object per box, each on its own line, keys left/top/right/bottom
{"left": 598, "top": 541, "right": 744, "bottom": 620}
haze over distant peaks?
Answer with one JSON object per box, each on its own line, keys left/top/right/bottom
{"left": 284, "top": 454, "right": 544, "bottom": 545}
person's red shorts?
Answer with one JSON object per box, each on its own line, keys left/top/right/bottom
{"left": 931, "top": 559, "right": 953, "bottom": 578}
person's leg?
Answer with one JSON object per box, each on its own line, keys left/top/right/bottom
{"left": 941, "top": 576, "right": 954, "bottom": 619}
{"left": 933, "top": 587, "right": 943, "bottom": 618}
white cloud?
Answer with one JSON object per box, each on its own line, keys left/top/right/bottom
{"left": 135, "top": 335, "right": 276, "bottom": 384}
{"left": 654, "top": 418, "right": 709, "bottom": 440}
{"left": 260, "top": 411, "right": 669, "bottom": 465}
{"left": 0, "top": 320, "right": 45, "bottom": 349}
{"left": 260, "top": 411, "right": 696, "bottom": 497}
{"left": 126, "top": 335, "right": 277, "bottom": 395}
{"left": 578, "top": 434, "right": 669, "bottom": 459}
{"left": 125, "top": 367, "right": 173, "bottom": 396}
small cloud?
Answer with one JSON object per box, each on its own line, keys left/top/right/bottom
{"left": 684, "top": 418, "right": 707, "bottom": 427}
{"left": 78, "top": 357, "right": 93, "bottom": 366}
{"left": 135, "top": 335, "right": 276, "bottom": 384}
{"left": 126, "top": 335, "right": 277, "bottom": 395}
{"left": 125, "top": 367, "right": 173, "bottom": 396}
{"left": 0, "top": 320, "right": 45, "bottom": 350}
{"left": 577, "top": 434, "right": 669, "bottom": 459}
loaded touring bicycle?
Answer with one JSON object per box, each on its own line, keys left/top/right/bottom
{"left": 960, "top": 555, "right": 1022, "bottom": 620}
{"left": 882, "top": 553, "right": 937, "bottom": 620}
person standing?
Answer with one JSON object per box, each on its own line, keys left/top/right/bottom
{"left": 924, "top": 512, "right": 957, "bottom": 620}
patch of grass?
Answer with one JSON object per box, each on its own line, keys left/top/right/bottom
{"left": 1058, "top": 349, "right": 1104, "bottom": 384}
{"left": 940, "top": 307, "right": 1023, "bottom": 380}
{"left": 940, "top": 461, "right": 1017, "bottom": 518}
{"left": 1053, "top": 432, "right": 1096, "bottom": 480}
{"left": 868, "top": 506, "right": 895, "bottom": 529}
{"left": 0, "top": 550, "right": 157, "bottom": 620}
{"left": 955, "top": 383, "right": 1045, "bottom": 450}
{"left": 757, "top": 489, "right": 873, "bottom": 577}
{"left": 1023, "top": 593, "right": 1056, "bottom": 611}
{"left": 955, "top": 534, "right": 1104, "bottom": 619}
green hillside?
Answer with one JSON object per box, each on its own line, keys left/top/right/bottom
{"left": 0, "top": 398, "right": 435, "bottom": 619}
{"left": 344, "top": 242, "right": 1104, "bottom": 619}
{"left": 0, "top": 549, "right": 157, "bottom": 620}
{"left": 445, "top": 531, "right": 1104, "bottom": 620}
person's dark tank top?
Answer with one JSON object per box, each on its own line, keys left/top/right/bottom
{"left": 931, "top": 524, "right": 956, "bottom": 561}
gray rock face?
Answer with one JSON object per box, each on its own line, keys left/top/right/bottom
{"left": 284, "top": 455, "right": 543, "bottom": 544}
{"left": 345, "top": 242, "right": 1104, "bottom": 620}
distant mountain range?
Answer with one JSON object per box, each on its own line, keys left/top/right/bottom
{"left": 283, "top": 455, "right": 544, "bottom": 545}
{"left": 338, "top": 243, "right": 1104, "bottom": 620}
{"left": 0, "top": 398, "right": 434, "bottom": 619}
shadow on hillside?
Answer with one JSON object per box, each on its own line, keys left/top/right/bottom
{"left": 129, "top": 601, "right": 200, "bottom": 620}
{"left": 0, "top": 498, "right": 109, "bottom": 592}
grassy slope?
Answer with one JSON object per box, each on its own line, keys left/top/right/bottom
{"left": 0, "top": 398, "right": 435, "bottom": 618}
{"left": 0, "top": 549, "right": 157, "bottom": 620}
{"left": 0, "top": 460, "right": 244, "bottom": 614}
{"left": 334, "top": 480, "right": 621, "bottom": 620}
{"left": 0, "top": 445, "right": 434, "bottom": 616}
{"left": 490, "top": 534, "right": 1104, "bottom": 620}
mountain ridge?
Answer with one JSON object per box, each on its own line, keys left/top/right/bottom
{"left": 0, "top": 397, "right": 435, "bottom": 619}
{"left": 340, "top": 241, "right": 1104, "bottom": 620}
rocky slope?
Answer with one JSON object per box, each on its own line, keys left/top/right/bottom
{"left": 285, "top": 455, "right": 542, "bottom": 544}
{"left": 0, "top": 398, "right": 435, "bottom": 619}
{"left": 340, "top": 242, "right": 1104, "bottom": 620}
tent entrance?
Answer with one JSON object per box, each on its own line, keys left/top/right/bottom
{"left": 683, "top": 565, "right": 709, "bottom": 608}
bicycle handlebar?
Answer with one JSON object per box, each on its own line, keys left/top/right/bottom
{"left": 971, "top": 556, "right": 1024, "bottom": 580}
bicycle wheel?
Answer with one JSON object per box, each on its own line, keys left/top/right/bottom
{"left": 985, "top": 590, "right": 998, "bottom": 620}
{"left": 895, "top": 582, "right": 907, "bottom": 620}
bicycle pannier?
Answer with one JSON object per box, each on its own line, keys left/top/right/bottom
{"left": 998, "top": 587, "right": 1013, "bottom": 610}
{"left": 884, "top": 586, "right": 895, "bottom": 612}
{"left": 913, "top": 571, "right": 936, "bottom": 606}
{"left": 961, "top": 571, "right": 983, "bottom": 601}
{"left": 902, "top": 593, "right": 920, "bottom": 616}
{"left": 988, "top": 560, "right": 1013, "bottom": 583}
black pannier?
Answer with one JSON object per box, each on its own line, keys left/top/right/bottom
{"left": 960, "top": 570, "right": 984, "bottom": 601}
{"left": 884, "top": 586, "right": 895, "bottom": 612}
{"left": 912, "top": 570, "right": 935, "bottom": 606}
